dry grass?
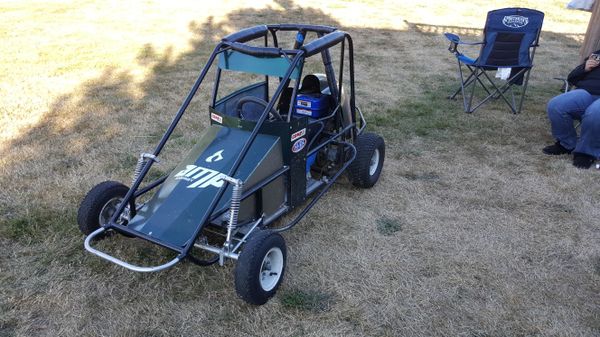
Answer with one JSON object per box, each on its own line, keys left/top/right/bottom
{"left": 1, "top": 0, "right": 600, "bottom": 336}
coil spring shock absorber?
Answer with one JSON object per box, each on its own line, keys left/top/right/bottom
{"left": 131, "top": 153, "right": 160, "bottom": 186}
{"left": 124, "top": 153, "right": 160, "bottom": 221}
{"left": 228, "top": 181, "right": 242, "bottom": 231}
{"left": 220, "top": 176, "right": 243, "bottom": 264}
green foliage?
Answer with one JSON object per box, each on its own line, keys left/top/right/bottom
{"left": 376, "top": 217, "right": 402, "bottom": 236}
{"left": 0, "top": 208, "right": 75, "bottom": 244}
{"left": 280, "top": 288, "right": 333, "bottom": 312}
{"left": 370, "top": 79, "right": 460, "bottom": 139}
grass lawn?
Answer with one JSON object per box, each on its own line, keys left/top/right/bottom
{"left": 1, "top": 0, "right": 599, "bottom": 336}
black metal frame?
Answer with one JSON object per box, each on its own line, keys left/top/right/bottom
{"left": 99, "top": 24, "right": 361, "bottom": 263}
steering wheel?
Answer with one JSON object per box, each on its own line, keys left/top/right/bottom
{"left": 235, "top": 96, "right": 283, "bottom": 121}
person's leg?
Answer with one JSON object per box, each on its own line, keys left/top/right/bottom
{"left": 573, "top": 98, "right": 600, "bottom": 168}
{"left": 545, "top": 89, "right": 596, "bottom": 153}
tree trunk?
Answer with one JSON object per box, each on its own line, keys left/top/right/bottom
{"left": 580, "top": 0, "right": 600, "bottom": 62}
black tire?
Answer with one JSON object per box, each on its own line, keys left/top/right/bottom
{"left": 348, "top": 132, "right": 385, "bottom": 188}
{"left": 234, "top": 230, "right": 287, "bottom": 305}
{"left": 77, "top": 181, "right": 130, "bottom": 235}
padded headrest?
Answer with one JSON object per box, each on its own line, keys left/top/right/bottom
{"left": 300, "top": 75, "right": 321, "bottom": 94}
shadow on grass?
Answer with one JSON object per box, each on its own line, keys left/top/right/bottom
{"left": 0, "top": 0, "right": 341, "bottom": 236}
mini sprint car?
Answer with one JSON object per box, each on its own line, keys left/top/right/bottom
{"left": 78, "top": 24, "right": 385, "bottom": 305}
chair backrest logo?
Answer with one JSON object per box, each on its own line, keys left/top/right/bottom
{"left": 502, "top": 15, "right": 529, "bottom": 28}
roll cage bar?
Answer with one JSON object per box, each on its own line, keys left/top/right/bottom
{"left": 222, "top": 24, "right": 343, "bottom": 56}
{"left": 220, "top": 24, "right": 356, "bottom": 114}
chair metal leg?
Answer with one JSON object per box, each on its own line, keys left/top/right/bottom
{"left": 466, "top": 68, "right": 478, "bottom": 113}
{"left": 516, "top": 68, "right": 532, "bottom": 114}
{"left": 450, "top": 62, "right": 491, "bottom": 109}
{"left": 457, "top": 60, "right": 470, "bottom": 112}
{"left": 469, "top": 69, "right": 497, "bottom": 113}
{"left": 450, "top": 61, "right": 532, "bottom": 114}
{"left": 470, "top": 66, "right": 493, "bottom": 97}
{"left": 479, "top": 70, "right": 518, "bottom": 113}
{"left": 471, "top": 68, "right": 530, "bottom": 114}
{"left": 449, "top": 63, "right": 474, "bottom": 100}
{"left": 510, "top": 86, "right": 516, "bottom": 111}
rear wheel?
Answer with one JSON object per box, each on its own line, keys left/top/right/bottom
{"left": 234, "top": 230, "right": 286, "bottom": 305}
{"left": 77, "top": 181, "right": 130, "bottom": 235}
{"left": 348, "top": 132, "right": 385, "bottom": 188}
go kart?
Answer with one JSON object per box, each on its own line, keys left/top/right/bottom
{"left": 78, "top": 24, "right": 385, "bottom": 305}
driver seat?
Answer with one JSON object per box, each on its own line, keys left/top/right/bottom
{"left": 238, "top": 98, "right": 268, "bottom": 121}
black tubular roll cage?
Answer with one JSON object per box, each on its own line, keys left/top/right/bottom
{"left": 102, "top": 24, "right": 360, "bottom": 260}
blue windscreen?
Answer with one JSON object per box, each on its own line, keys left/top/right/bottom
{"left": 218, "top": 50, "right": 301, "bottom": 79}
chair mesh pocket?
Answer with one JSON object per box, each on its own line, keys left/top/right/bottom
{"left": 487, "top": 32, "right": 524, "bottom": 66}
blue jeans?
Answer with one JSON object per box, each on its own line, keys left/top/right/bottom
{"left": 547, "top": 89, "right": 600, "bottom": 157}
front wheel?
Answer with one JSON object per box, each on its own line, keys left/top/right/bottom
{"left": 77, "top": 181, "right": 130, "bottom": 235}
{"left": 348, "top": 132, "right": 385, "bottom": 188}
{"left": 234, "top": 230, "right": 287, "bottom": 305}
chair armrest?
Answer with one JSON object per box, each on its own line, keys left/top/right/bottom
{"left": 444, "top": 33, "right": 483, "bottom": 54}
{"left": 553, "top": 77, "right": 570, "bottom": 93}
{"left": 443, "top": 33, "right": 483, "bottom": 45}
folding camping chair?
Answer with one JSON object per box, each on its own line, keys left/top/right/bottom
{"left": 445, "top": 8, "right": 544, "bottom": 114}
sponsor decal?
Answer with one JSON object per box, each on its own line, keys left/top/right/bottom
{"left": 296, "top": 108, "right": 312, "bottom": 116}
{"left": 292, "top": 138, "right": 307, "bottom": 153}
{"left": 205, "top": 149, "right": 224, "bottom": 163}
{"left": 210, "top": 113, "right": 223, "bottom": 124}
{"left": 502, "top": 15, "right": 528, "bottom": 28}
{"left": 291, "top": 128, "right": 306, "bottom": 141}
{"left": 174, "top": 165, "right": 227, "bottom": 189}
{"left": 297, "top": 99, "right": 312, "bottom": 108}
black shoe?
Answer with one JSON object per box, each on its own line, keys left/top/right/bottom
{"left": 573, "top": 152, "right": 595, "bottom": 169}
{"left": 542, "top": 141, "right": 573, "bottom": 155}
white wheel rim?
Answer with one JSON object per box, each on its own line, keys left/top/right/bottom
{"left": 259, "top": 247, "right": 284, "bottom": 291}
{"left": 99, "top": 197, "right": 123, "bottom": 226}
{"left": 369, "top": 149, "right": 380, "bottom": 176}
